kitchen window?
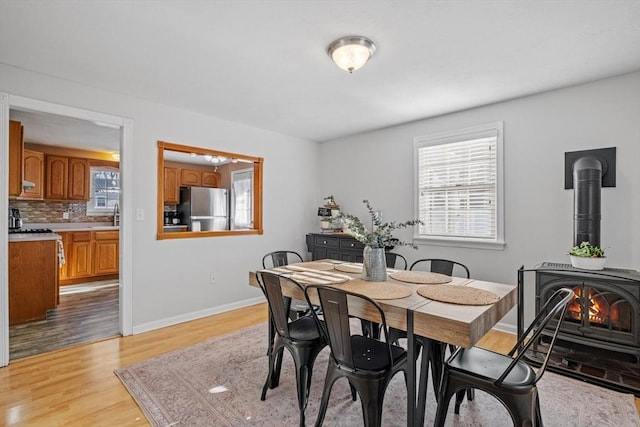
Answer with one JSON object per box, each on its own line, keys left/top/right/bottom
{"left": 86, "top": 166, "right": 120, "bottom": 215}
{"left": 413, "top": 121, "right": 504, "bottom": 250}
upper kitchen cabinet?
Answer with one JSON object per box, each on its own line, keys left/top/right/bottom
{"left": 45, "top": 155, "right": 90, "bottom": 201}
{"left": 163, "top": 166, "right": 179, "bottom": 204}
{"left": 157, "top": 140, "right": 263, "bottom": 239}
{"left": 20, "top": 149, "right": 45, "bottom": 200}
{"left": 8, "top": 120, "right": 24, "bottom": 198}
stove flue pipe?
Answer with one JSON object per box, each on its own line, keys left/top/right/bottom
{"left": 573, "top": 156, "right": 602, "bottom": 247}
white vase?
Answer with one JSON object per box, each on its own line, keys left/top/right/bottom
{"left": 570, "top": 255, "right": 606, "bottom": 270}
{"left": 362, "top": 246, "right": 387, "bottom": 281}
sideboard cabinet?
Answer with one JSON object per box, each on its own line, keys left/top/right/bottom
{"left": 306, "top": 232, "right": 365, "bottom": 262}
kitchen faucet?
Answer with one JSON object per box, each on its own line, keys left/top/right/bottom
{"left": 113, "top": 202, "right": 120, "bottom": 227}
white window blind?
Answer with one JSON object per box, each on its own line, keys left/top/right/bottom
{"left": 414, "top": 122, "right": 504, "bottom": 248}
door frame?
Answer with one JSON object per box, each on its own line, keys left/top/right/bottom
{"left": 0, "top": 93, "right": 134, "bottom": 366}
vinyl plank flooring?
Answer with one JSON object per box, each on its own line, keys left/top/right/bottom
{"left": 9, "top": 286, "right": 119, "bottom": 360}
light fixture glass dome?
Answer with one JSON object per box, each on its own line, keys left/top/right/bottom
{"left": 327, "top": 36, "right": 376, "bottom": 73}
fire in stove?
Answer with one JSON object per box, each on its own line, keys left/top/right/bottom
{"left": 566, "top": 286, "right": 630, "bottom": 332}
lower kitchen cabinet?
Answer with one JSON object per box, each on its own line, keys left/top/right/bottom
{"left": 58, "top": 230, "right": 119, "bottom": 285}
{"left": 306, "top": 232, "right": 365, "bottom": 262}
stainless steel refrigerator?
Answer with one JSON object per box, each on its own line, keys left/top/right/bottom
{"left": 178, "top": 187, "right": 229, "bottom": 231}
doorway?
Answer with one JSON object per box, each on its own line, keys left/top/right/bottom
{"left": 0, "top": 94, "right": 133, "bottom": 365}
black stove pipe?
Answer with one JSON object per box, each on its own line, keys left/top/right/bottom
{"left": 573, "top": 156, "right": 602, "bottom": 247}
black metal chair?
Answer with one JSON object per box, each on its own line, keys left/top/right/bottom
{"left": 305, "top": 285, "right": 409, "bottom": 427}
{"left": 434, "top": 287, "right": 575, "bottom": 426}
{"left": 385, "top": 252, "right": 408, "bottom": 270}
{"left": 262, "top": 250, "right": 311, "bottom": 319}
{"left": 256, "top": 271, "right": 327, "bottom": 427}
{"left": 389, "top": 257, "right": 473, "bottom": 419}
{"left": 409, "top": 258, "right": 470, "bottom": 278}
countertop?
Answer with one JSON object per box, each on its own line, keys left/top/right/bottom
{"left": 9, "top": 233, "right": 62, "bottom": 242}
{"left": 23, "top": 222, "right": 119, "bottom": 232}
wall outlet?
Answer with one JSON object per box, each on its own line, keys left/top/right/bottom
{"left": 210, "top": 273, "right": 216, "bottom": 285}
{"left": 62, "top": 211, "right": 69, "bottom": 219}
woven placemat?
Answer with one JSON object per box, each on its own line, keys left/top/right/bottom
{"left": 390, "top": 271, "right": 452, "bottom": 284}
{"left": 417, "top": 285, "right": 499, "bottom": 305}
{"left": 337, "top": 280, "right": 413, "bottom": 300}
{"left": 334, "top": 263, "right": 363, "bottom": 273}
{"left": 288, "top": 262, "right": 335, "bottom": 271}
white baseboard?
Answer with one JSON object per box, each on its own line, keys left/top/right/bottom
{"left": 132, "top": 296, "right": 265, "bottom": 335}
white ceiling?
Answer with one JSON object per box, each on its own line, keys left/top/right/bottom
{"left": 1, "top": 0, "right": 639, "bottom": 147}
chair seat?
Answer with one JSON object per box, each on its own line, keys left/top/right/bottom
{"left": 351, "top": 335, "right": 407, "bottom": 371}
{"left": 288, "top": 316, "right": 323, "bottom": 341}
{"left": 448, "top": 346, "right": 537, "bottom": 390}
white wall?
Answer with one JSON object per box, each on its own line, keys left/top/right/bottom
{"left": 1, "top": 64, "right": 322, "bottom": 331}
{"left": 320, "top": 72, "right": 640, "bottom": 331}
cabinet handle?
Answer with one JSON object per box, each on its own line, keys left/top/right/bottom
{"left": 350, "top": 243, "right": 354, "bottom": 247}
{"left": 323, "top": 240, "right": 327, "bottom": 244}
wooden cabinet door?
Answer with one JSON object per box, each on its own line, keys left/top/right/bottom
{"left": 45, "top": 155, "right": 69, "bottom": 199}
{"left": 201, "top": 172, "right": 220, "bottom": 187}
{"left": 164, "top": 167, "right": 179, "bottom": 204}
{"left": 94, "top": 231, "right": 119, "bottom": 275}
{"left": 68, "top": 157, "right": 90, "bottom": 200}
{"left": 20, "top": 150, "right": 44, "bottom": 200}
{"left": 180, "top": 169, "right": 202, "bottom": 186}
{"left": 8, "top": 120, "right": 24, "bottom": 198}
{"left": 69, "top": 231, "right": 92, "bottom": 279}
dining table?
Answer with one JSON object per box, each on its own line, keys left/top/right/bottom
{"left": 248, "top": 259, "right": 518, "bottom": 427}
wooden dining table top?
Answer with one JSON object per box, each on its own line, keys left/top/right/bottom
{"left": 248, "top": 260, "right": 517, "bottom": 349}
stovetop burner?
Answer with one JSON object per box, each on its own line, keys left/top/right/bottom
{"left": 8, "top": 228, "right": 54, "bottom": 234}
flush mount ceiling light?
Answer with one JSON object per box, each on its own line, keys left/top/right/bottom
{"left": 327, "top": 36, "right": 376, "bottom": 73}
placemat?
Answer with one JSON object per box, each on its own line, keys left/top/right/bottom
{"left": 337, "top": 280, "right": 413, "bottom": 300}
{"left": 390, "top": 270, "right": 452, "bottom": 284}
{"left": 288, "top": 262, "right": 335, "bottom": 271}
{"left": 417, "top": 285, "right": 499, "bottom": 305}
{"left": 334, "top": 263, "right": 363, "bottom": 273}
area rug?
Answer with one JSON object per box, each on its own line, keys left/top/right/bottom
{"left": 115, "top": 323, "right": 640, "bottom": 426}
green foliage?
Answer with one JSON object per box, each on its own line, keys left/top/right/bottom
{"left": 569, "top": 241, "right": 605, "bottom": 258}
{"left": 339, "top": 200, "right": 423, "bottom": 249}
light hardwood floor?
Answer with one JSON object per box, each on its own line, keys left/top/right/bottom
{"left": 1, "top": 303, "right": 638, "bottom": 426}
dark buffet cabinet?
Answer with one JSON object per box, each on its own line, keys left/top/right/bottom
{"left": 306, "top": 232, "right": 365, "bottom": 262}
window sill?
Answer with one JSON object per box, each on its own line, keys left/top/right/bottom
{"left": 413, "top": 236, "right": 506, "bottom": 251}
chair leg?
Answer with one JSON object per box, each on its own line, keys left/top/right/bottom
{"left": 261, "top": 342, "right": 283, "bottom": 400}
{"left": 434, "top": 371, "right": 455, "bottom": 427}
{"left": 349, "top": 376, "right": 387, "bottom": 427}
{"left": 271, "top": 347, "right": 284, "bottom": 388}
{"left": 314, "top": 364, "right": 341, "bottom": 427}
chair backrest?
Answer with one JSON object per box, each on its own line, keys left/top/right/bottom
{"left": 410, "top": 258, "right": 470, "bottom": 278}
{"left": 305, "top": 285, "right": 393, "bottom": 371}
{"left": 256, "top": 271, "right": 304, "bottom": 339}
{"left": 262, "top": 250, "right": 304, "bottom": 269}
{"left": 385, "top": 252, "right": 408, "bottom": 270}
{"left": 497, "top": 287, "right": 575, "bottom": 386}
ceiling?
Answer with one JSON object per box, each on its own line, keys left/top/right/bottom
{"left": 1, "top": 1, "right": 639, "bottom": 148}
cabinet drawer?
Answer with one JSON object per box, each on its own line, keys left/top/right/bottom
{"left": 314, "top": 236, "right": 339, "bottom": 248}
{"left": 95, "top": 230, "right": 119, "bottom": 240}
{"left": 340, "top": 238, "right": 364, "bottom": 251}
{"left": 71, "top": 231, "right": 92, "bottom": 242}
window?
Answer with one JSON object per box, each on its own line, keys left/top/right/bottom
{"left": 231, "top": 168, "right": 253, "bottom": 229}
{"left": 86, "top": 166, "right": 120, "bottom": 215}
{"left": 414, "top": 121, "right": 504, "bottom": 249}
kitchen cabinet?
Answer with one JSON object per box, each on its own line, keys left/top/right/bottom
{"left": 45, "top": 155, "right": 90, "bottom": 200}
{"left": 306, "top": 233, "right": 365, "bottom": 262}
{"left": 58, "top": 230, "right": 119, "bottom": 285}
{"left": 8, "top": 120, "right": 24, "bottom": 198}
{"left": 180, "top": 168, "right": 202, "bottom": 186}
{"left": 201, "top": 171, "right": 220, "bottom": 187}
{"left": 94, "top": 231, "right": 119, "bottom": 275}
{"left": 68, "top": 157, "right": 90, "bottom": 200}
{"left": 164, "top": 167, "right": 179, "bottom": 204}
{"left": 20, "top": 149, "right": 45, "bottom": 200}
{"left": 9, "top": 239, "right": 59, "bottom": 325}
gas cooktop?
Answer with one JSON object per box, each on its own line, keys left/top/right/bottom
{"left": 8, "top": 228, "right": 54, "bottom": 234}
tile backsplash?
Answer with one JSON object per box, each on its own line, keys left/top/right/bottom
{"left": 9, "top": 200, "right": 112, "bottom": 224}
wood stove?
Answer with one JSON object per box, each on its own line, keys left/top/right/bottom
{"left": 519, "top": 263, "right": 640, "bottom": 396}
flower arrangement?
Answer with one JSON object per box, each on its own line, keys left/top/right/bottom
{"left": 569, "top": 241, "right": 605, "bottom": 258}
{"left": 339, "top": 200, "right": 423, "bottom": 249}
